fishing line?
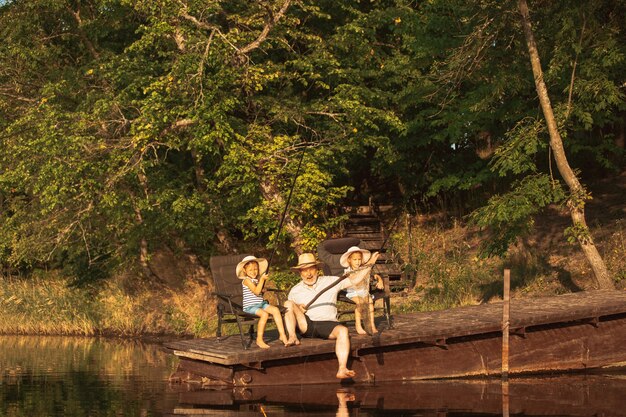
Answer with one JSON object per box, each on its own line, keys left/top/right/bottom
{"left": 266, "top": 146, "right": 307, "bottom": 271}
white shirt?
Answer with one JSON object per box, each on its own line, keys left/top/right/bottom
{"left": 288, "top": 275, "right": 352, "bottom": 322}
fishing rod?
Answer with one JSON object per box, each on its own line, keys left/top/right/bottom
{"left": 369, "top": 214, "right": 400, "bottom": 274}
{"left": 265, "top": 146, "right": 307, "bottom": 272}
{"left": 304, "top": 260, "right": 377, "bottom": 310}
{"left": 303, "top": 213, "right": 398, "bottom": 309}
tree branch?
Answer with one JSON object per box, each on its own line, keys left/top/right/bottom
{"left": 239, "top": 0, "right": 292, "bottom": 55}
{"left": 566, "top": 14, "right": 586, "bottom": 119}
{"left": 66, "top": 5, "right": 100, "bottom": 60}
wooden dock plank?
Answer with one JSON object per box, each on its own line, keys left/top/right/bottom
{"left": 165, "top": 290, "right": 626, "bottom": 367}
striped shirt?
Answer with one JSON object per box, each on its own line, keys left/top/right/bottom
{"left": 242, "top": 278, "right": 264, "bottom": 309}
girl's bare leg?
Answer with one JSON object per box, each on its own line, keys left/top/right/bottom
{"left": 265, "top": 305, "right": 289, "bottom": 345}
{"left": 353, "top": 297, "right": 366, "bottom": 335}
{"left": 255, "top": 309, "right": 271, "bottom": 349}
{"left": 368, "top": 298, "right": 378, "bottom": 334}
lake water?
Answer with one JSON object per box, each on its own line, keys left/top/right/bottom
{"left": 1, "top": 336, "right": 625, "bottom": 417}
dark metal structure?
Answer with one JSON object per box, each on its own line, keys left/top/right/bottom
{"left": 166, "top": 290, "right": 626, "bottom": 386}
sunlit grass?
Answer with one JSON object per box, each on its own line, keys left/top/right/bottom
{"left": 605, "top": 219, "right": 626, "bottom": 287}
{"left": 0, "top": 274, "right": 97, "bottom": 335}
{"left": 389, "top": 217, "right": 551, "bottom": 312}
{"left": 3, "top": 218, "right": 622, "bottom": 336}
{"left": 0, "top": 272, "right": 218, "bottom": 336}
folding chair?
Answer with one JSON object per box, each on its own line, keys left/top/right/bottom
{"left": 317, "top": 237, "right": 392, "bottom": 329}
{"left": 209, "top": 254, "right": 285, "bottom": 349}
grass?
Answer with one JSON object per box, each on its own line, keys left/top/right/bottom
{"left": 389, "top": 216, "right": 574, "bottom": 313}
{"left": 0, "top": 271, "right": 217, "bottom": 337}
{"left": 0, "top": 273, "right": 97, "bottom": 335}
{"left": 604, "top": 219, "right": 626, "bottom": 284}
{"left": 2, "top": 217, "right": 623, "bottom": 337}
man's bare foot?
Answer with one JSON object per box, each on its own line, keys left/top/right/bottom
{"left": 355, "top": 326, "right": 367, "bottom": 335}
{"left": 371, "top": 327, "right": 378, "bottom": 334}
{"left": 285, "top": 336, "right": 300, "bottom": 346}
{"left": 283, "top": 337, "right": 300, "bottom": 347}
{"left": 256, "top": 339, "right": 270, "bottom": 349}
{"left": 336, "top": 367, "right": 356, "bottom": 379}
{"left": 280, "top": 336, "right": 290, "bottom": 346}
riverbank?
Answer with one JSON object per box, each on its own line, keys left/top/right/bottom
{"left": 2, "top": 174, "right": 624, "bottom": 337}
{"left": 390, "top": 172, "right": 626, "bottom": 312}
{"left": 0, "top": 272, "right": 215, "bottom": 337}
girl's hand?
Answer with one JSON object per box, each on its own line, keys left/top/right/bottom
{"left": 365, "top": 252, "right": 380, "bottom": 266}
{"left": 374, "top": 274, "right": 384, "bottom": 290}
{"left": 260, "top": 273, "right": 269, "bottom": 281}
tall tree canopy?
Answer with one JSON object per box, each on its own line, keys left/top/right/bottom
{"left": 1, "top": 0, "right": 624, "bottom": 286}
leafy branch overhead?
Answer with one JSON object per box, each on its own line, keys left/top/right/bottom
{"left": 0, "top": 0, "right": 623, "bottom": 288}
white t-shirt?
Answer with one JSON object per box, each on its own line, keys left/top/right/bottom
{"left": 288, "top": 275, "right": 352, "bottom": 322}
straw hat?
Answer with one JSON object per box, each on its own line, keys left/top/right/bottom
{"left": 236, "top": 255, "right": 268, "bottom": 279}
{"left": 290, "top": 253, "right": 323, "bottom": 271}
{"left": 339, "top": 246, "right": 371, "bottom": 268}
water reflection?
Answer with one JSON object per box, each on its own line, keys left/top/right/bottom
{"left": 170, "top": 373, "right": 626, "bottom": 417}
{"left": 0, "top": 336, "right": 179, "bottom": 417}
{"left": 1, "top": 336, "right": 625, "bottom": 417}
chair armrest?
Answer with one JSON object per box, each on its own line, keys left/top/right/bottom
{"left": 369, "top": 276, "right": 391, "bottom": 295}
{"left": 264, "top": 288, "right": 286, "bottom": 305}
{"left": 264, "top": 288, "right": 285, "bottom": 293}
{"left": 338, "top": 290, "right": 355, "bottom": 305}
{"left": 212, "top": 291, "right": 236, "bottom": 302}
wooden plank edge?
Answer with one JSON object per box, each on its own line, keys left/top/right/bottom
{"left": 173, "top": 350, "right": 235, "bottom": 365}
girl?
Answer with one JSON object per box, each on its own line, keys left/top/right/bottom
{"left": 237, "top": 255, "right": 291, "bottom": 348}
{"left": 340, "top": 246, "right": 384, "bottom": 335}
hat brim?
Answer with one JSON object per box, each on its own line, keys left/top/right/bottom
{"left": 290, "top": 261, "right": 323, "bottom": 272}
{"left": 340, "top": 247, "right": 371, "bottom": 268}
{"left": 237, "top": 257, "right": 268, "bottom": 279}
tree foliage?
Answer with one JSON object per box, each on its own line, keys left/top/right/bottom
{"left": 1, "top": 0, "right": 624, "bottom": 281}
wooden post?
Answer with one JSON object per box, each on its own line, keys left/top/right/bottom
{"left": 502, "top": 379, "right": 510, "bottom": 417}
{"left": 502, "top": 270, "right": 512, "bottom": 417}
{"left": 407, "top": 213, "right": 415, "bottom": 288}
{"left": 502, "top": 269, "right": 510, "bottom": 379}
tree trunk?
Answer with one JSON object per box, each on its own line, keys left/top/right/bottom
{"left": 518, "top": 0, "right": 614, "bottom": 290}
{"left": 133, "top": 171, "right": 156, "bottom": 280}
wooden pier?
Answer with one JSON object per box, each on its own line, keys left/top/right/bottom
{"left": 166, "top": 290, "right": 626, "bottom": 386}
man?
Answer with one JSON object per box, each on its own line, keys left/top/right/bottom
{"left": 283, "top": 251, "right": 379, "bottom": 379}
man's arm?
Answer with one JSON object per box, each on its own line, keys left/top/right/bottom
{"left": 288, "top": 285, "right": 308, "bottom": 311}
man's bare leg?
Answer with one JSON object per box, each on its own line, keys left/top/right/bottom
{"left": 283, "top": 301, "right": 303, "bottom": 345}
{"left": 328, "top": 324, "right": 355, "bottom": 379}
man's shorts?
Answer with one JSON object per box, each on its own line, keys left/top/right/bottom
{"left": 301, "top": 315, "right": 340, "bottom": 339}
{"left": 243, "top": 300, "right": 269, "bottom": 315}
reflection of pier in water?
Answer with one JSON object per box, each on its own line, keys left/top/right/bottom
{"left": 166, "top": 374, "right": 626, "bottom": 417}
{"left": 166, "top": 290, "right": 626, "bottom": 385}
